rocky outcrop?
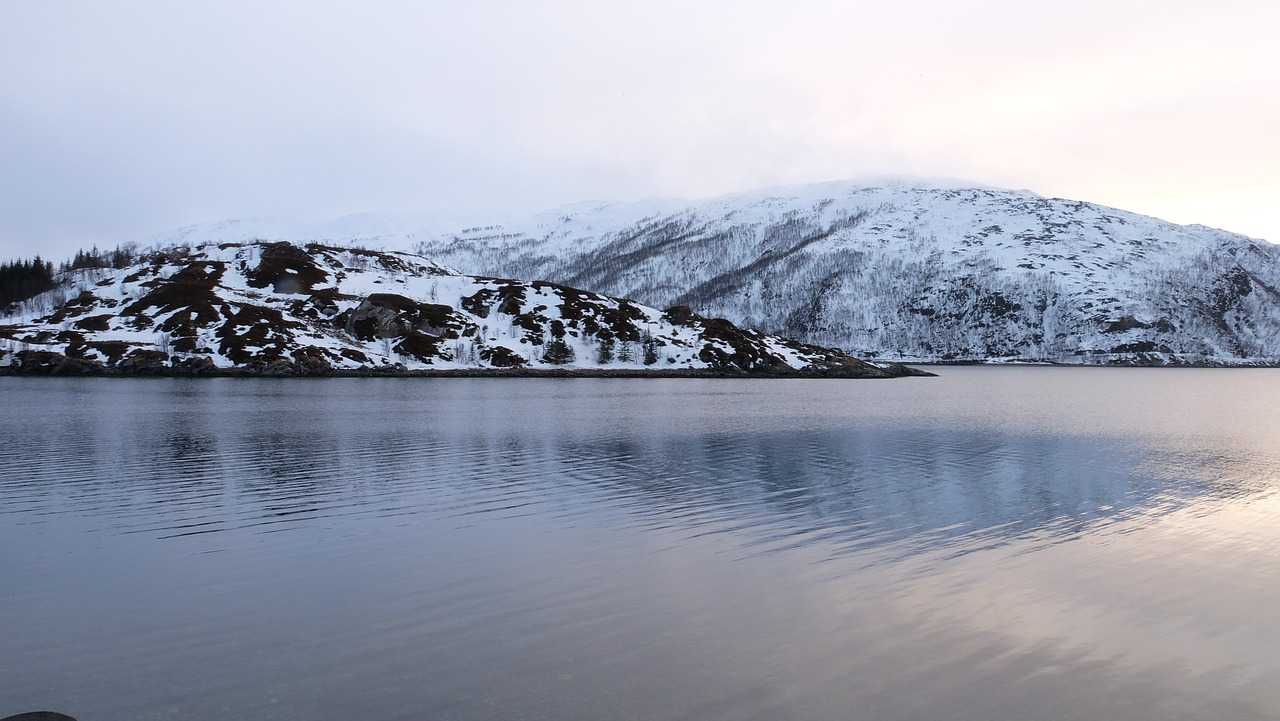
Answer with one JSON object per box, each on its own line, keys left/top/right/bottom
{"left": 118, "top": 349, "right": 170, "bottom": 375}
{"left": 11, "top": 350, "right": 103, "bottom": 375}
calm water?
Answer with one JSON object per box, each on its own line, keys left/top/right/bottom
{"left": 2, "top": 369, "right": 1279, "bottom": 721}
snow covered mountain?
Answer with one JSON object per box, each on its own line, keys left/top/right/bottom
{"left": 400, "top": 179, "right": 1280, "bottom": 365}
{"left": 0, "top": 241, "right": 918, "bottom": 377}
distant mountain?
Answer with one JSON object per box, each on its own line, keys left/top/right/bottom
{"left": 0, "top": 241, "right": 919, "bottom": 377}
{"left": 402, "top": 179, "right": 1280, "bottom": 365}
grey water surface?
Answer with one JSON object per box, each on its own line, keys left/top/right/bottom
{"left": 2, "top": 368, "right": 1279, "bottom": 720}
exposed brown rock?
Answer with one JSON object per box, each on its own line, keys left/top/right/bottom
{"left": 118, "top": 349, "right": 170, "bottom": 375}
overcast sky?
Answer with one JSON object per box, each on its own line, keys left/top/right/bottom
{"left": 2, "top": 0, "right": 1277, "bottom": 262}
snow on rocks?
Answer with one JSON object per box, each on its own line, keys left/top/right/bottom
{"left": 0, "top": 241, "right": 919, "bottom": 378}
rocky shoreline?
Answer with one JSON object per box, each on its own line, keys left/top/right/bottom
{"left": 0, "top": 349, "right": 933, "bottom": 379}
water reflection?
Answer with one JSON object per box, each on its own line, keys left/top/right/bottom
{"left": 1, "top": 371, "right": 1279, "bottom": 721}
{"left": 1, "top": 383, "right": 1263, "bottom": 556}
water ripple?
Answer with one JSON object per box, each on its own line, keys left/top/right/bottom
{"left": 3, "top": 373, "right": 1280, "bottom": 721}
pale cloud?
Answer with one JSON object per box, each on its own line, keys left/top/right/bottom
{"left": 1, "top": 0, "right": 1277, "bottom": 261}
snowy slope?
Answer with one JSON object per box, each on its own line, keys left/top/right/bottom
{"left": 0, "top": 241, "right": 910, "bottom": 377}
{"left": 403, "top": 180, "right": 1280, "bottom": 365}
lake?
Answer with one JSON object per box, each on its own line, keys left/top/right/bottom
{"left": 2, "top": 368, "right": 1279, "bottom": 720}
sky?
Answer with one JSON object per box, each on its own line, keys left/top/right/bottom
{"left": 1, "top": 0, "right": 1278, "bottom": 262}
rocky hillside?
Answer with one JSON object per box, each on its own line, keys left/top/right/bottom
{"left": 0, "top": 241, "right": 920, "bottom": 378}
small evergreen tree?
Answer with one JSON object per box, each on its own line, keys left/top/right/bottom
{"left": 595, "top": 337, "right": 615, "bottom": 364}
{"left": 543, "top": 338, "right": 576, "bottom": 365}
{"left": 617, "top": 341, "right": 635, "bottom": 363}
{"left": 641, "top": 330, "right": 660, "bottom": 365}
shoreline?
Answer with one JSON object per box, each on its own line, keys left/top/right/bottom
{"left": 890, "top": 360, "right": 1280, "bottom": 369}
{"left": 4, "top": 357, "right": 1276, "bottom": 378}
{"left": 0, "top": 362, "right": 934, "bottom": 380}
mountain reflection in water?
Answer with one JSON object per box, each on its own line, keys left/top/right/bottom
{"left": 2, "top": 369, "right": 1278, "bottom": 721}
